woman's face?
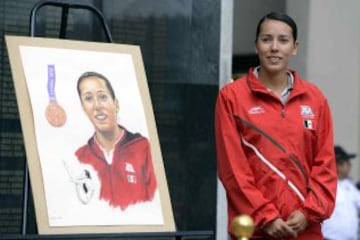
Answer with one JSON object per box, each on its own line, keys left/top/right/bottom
{"left": 255, "top": 19, "right": 298, "bottom": 74}
{"left": 79, "top": 76, "right": 118, "bottom": 134}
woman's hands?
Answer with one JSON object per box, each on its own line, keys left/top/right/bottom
{"left": 262, "top": 210, "right": 308, "bottom": 239}
{"left": 263, "top": 218, "right": 297, "bottom": 239}
{"left": 286, "top": 210, "right": 308, "bottom": 234}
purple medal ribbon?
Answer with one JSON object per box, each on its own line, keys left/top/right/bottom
{"left": 47, "top": 64, "right": 56, "bottom": 102}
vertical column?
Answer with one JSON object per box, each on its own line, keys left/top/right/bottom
{"left": 217, "top": 0, "right": 233, "bottom": 239}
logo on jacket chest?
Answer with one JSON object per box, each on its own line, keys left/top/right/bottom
{"left": 125, "top": 162, "right": 135, "bottom": 173}
{"left": 300, "top": 105, "right": 314, "bottom": 118}
{"left": 125, "top": 162, "right": 137, "bottom": 183}
{"left": 300, "top": 105, "right": 315, "bottom": 129}
{"left": 248, "top": 106, "right": 265, "bottom": 115}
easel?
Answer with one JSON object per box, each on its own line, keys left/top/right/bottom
{"left": 17, "top": 0, "right": 214, "bottom": 239}
{"left": 22, "top": 0, "right": 113, "bottom": 235}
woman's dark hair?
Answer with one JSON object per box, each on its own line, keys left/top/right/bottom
{"left": 255, "top": 12, "right": 298, "bottom": 42}
{"left": 77, "top": 71, "right": 116, "bottom": 100}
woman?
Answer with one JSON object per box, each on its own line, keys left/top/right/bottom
{"left": 215, "top": 12, "right": 337, "bottom": 239}
{"left": 74, "top": 71, "right": 157, "bottom": 210}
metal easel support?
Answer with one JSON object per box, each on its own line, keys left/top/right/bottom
{"left": 29, "top": 0, "right": 113, "bottom": 42}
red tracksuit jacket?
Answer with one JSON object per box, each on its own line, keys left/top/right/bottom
{"left": 75, "top": 127, "right": 157, "bottom": 210}
{"left": 215, "top": 68, "right": 337, "bottom": 239}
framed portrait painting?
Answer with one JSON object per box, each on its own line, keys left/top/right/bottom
{"left": 5, "top": 35, "right": 175, "bottom": 234}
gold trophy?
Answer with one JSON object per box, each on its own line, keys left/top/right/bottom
{"left": 231, "top": 214, "right": 255, "bottom": 240}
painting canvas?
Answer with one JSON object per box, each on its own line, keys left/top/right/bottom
{"left": 5, "top": 35, "right": 175, "bottom": 234}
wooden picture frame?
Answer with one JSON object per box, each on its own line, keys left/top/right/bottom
{"left": 5, "top": 35, "right": 175, "bottom": 234}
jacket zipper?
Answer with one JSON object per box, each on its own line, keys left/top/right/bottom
{"left": 281, "top": 108, "right": 286, "bottom": 118}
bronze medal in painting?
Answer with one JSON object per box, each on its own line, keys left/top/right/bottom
{"left": 45, "top": 64, "right": 66, "bottom": 127}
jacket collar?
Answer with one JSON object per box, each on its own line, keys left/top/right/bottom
{"left": 246, "top": 67, "right": 307, "bottom": 99}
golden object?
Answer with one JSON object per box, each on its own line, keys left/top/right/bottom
{"left": 231, "top": 214, "right": 255, "bottom": 240}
